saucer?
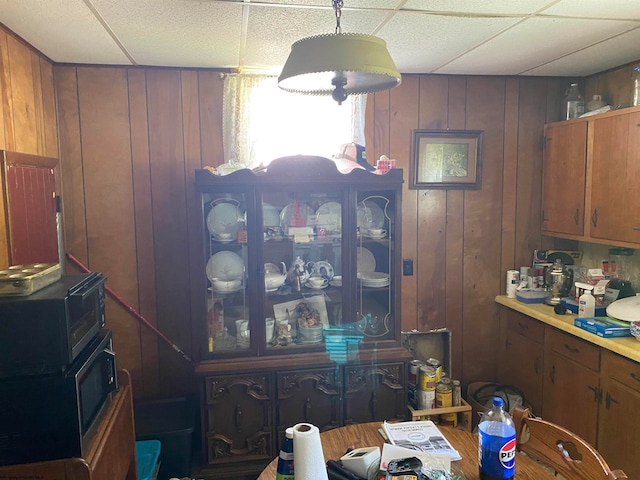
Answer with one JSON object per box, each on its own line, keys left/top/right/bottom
{"left": 305, "top": 282, "right": 328, "bottom": 290}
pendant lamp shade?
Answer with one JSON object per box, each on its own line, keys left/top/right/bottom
{"left": 278, "top": 32, "right": 401, "bottom": 104}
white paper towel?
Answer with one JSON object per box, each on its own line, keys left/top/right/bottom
{"left": 293, "top": 423, "right": 328, "bottom": 480}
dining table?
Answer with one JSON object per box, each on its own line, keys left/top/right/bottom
{"left": 257, "top": 421, "right": 554, "bottom": 479}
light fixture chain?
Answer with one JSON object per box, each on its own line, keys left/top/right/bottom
{"left": 333, "top": 0, "right": 343, "bottom": 34}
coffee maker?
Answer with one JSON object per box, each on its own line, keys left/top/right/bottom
{"left": 545, "top": 259, "right": 574, "bottom": 305}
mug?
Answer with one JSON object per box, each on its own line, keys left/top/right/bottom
{"left": 308, "top": 277, "right": 326, "bottom": 288}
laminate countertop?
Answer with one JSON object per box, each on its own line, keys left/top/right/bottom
{"left": 495, "top": 295, "right": 640, "bottom": 364}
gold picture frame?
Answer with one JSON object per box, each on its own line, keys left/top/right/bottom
{"left": 410, "top": 129, "right": 483, "bottom": 189}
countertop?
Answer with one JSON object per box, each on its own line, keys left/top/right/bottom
{"left": 495, "top": 295, "right": 640, "bottom": 364}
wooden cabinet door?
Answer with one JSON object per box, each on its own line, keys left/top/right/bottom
{"left": 590, "top": 112, "right": 640, "bottom": 244}
{"left": 343, "top": 362, "right": 406, "bottom": 424}
{"left": 203, "top": 373, "right": 275, "bottom": 467}
{"left": 501, "top": 326, "right": 544, "bottom": 416}
{"left": 543, "top": 350, "right": 599, "bottom": 445}
{"left": 541, "top": 122, "right": 587, "bottom": 236}
{"left": 276, "top": 367, "right": 342, "bottom": 438}
{"left": 598, "top": 351, "right": 640, "bottom": 478}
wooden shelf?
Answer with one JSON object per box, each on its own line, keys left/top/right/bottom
{"left": 408, "top": 398, "right": 473, "bottom": 432}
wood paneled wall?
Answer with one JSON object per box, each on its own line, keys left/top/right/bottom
{"left": 365, "top": 75, "right": 565, "bottom": 382}
{"left": 55, "top": 66, "right": 225, "bottom": 398}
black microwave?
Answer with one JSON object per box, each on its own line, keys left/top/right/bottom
{"left": 0, "top": 329, "right": 117, "bottom": 466}
{"left": 0, "top": 272, "right": 106, "bottom": 377}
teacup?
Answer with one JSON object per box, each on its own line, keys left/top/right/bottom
{"left": 330, "top": 275, "right": 342, "bottom": 287}
{"left": 367, "top": 228, "right": 387, "bottom": 238}
{"left": 308, "top": 277, "right": 326, "bottom": 288}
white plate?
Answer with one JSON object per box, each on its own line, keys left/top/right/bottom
{"left": 357, "top": 200, "right": 385, "bottom": 230}
{"left": 606, "top": 296, "right": 640, "bottom": 322}
{"left": 315, "top": 201, "right": 342, "bottom": 234}
{"left": 359, "top": 272, "right": 389, "bottom": 281}
{"left": 208, "top": 286, "right": 244, "bottom": 294}
{"left": 305, "top": 281, "right": 328, "bottom": 290}
{"left": 262, "top": 203, "right": 280, "bottom": 228}
{"left": 206, "top": 251, "right": 245, "bottom": 282}
{"left": 280, "top": 202, "right": 314, "bottom": 235}
{"left": 207, "top": 202, "right": 243, "bottom": 238}
{"left": 357, "top": 247, "right": 376, "bottom": 274}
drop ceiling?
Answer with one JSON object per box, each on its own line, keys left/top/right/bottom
{"left": 1, "top": 0, "right": 640, "bottom": 77}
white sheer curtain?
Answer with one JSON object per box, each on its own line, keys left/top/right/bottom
{"left": 222, "top": 74, "right": 365, "bottom": 168}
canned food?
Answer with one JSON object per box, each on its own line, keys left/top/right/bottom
{"left": 417, "top": 389, "right": 435, "bottom": 410}
{"left": 426, "top": 358, "right": 442, "bottom": 383}
{"left": 439, "top": 412, "right": 457, "bottom": 427}
{"left": 418, "top": 365, "right": 436, "bottom": 391}
{"left": 408, "top": 360, "right": 425, "bottom": 386}
{"left": 452, "top": 379, "right": 461, "bottom": 406}
{"left": 435, "top": 382, "right": 452, "bottom": 408}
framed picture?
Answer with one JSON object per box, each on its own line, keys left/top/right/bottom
{"left": 410, "top": 129, "right": 483, "bottom": 189}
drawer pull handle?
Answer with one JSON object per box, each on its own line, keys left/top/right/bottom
{"left": 234, "top": 403, "right": 243, "bottom": 431}
{"left": 631, "top": 372, "right": 640, "bottom": 383}
{"left": 591, "top": 209, "right": 598, "bottom": 228}
{"left": 304, "top": 396, "right": 311, "bottom": 422}
{"left": 533, "top": 357, "right": 540, "bottom": 375}
{"left": 550, "top": 365, "right": 555, "bottom": 384}
{"left": 563, "top": 343, "right": 579, "bottom": 354}
{"left": 605, "top": 392, "right": 619, "bottom": 409}
{"left": 587, "top": 385, "right": 600, "bottom": 402}
{"left": 573, "top": 208, "right": 579, "bottom": 225}
{"left": 517, "top": 322, "right": 529, "bottom": 332}
{"left": 634, "top": 227, "right": 640, "bottom": 231}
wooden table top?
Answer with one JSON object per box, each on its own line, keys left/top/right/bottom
{"left": 257, "top": 422, "right": 554, "bottom": 479}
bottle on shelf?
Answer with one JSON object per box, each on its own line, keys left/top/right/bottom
{"left": 478, "top": 397, "right": 516, "bottom": 480}
{"left": 578, "top": 287, "right": 595, "bottom": 318}
{"left": 562, "top": 83, "right": 585, "bottom": 120}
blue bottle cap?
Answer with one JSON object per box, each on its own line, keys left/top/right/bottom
{"left": 493, "top": 396, "right": 504, "bottom": 408}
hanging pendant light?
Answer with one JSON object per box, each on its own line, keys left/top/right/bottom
{"left": 278, "top": 0, "right": 401, "bottom": 104}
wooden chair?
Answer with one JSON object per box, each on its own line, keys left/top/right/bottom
{"left": 511, "top": 406, "right": 627, "bottom": 480}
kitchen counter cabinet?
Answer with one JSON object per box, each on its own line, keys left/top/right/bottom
{"left": 590, "top": 110, "right": 640, "bottom": 244}
{"left": 542, "top": 121, "right": 587, "bottom": 236}
{"left": 496, "top": 296, "right": 639, "bottom": 475}
{"left": 499, "top": 310, "right": 544, "bottom": 415}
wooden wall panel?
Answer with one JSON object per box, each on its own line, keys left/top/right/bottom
{"left": 0, "top": 30, "right": 8, "bottom": 150}
{"left": 39, "top": 59, "right": 58, "bottom": 158}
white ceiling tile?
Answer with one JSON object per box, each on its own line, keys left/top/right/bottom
{"left": 438, "top": 17, "right": 640, "bottom": 75}
{"left": 0, "top": 0, "right": 131, "bottom": 64}
{"left": 403, "top": 0, "right": 557, "bottom": 14}
{"left": 541, "top": 0, "right": 640, "bottom": 19}
{"left": 379, "top": 12, "right": 522, "bottom": 73}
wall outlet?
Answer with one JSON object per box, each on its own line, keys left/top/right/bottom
{"left": 403, "top": 259, "right": 413, "bottom": 276}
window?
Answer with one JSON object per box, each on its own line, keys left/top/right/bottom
{"left": 222, "top": 74, "right": 365, "bottom": 168}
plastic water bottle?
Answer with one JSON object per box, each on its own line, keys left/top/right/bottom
{"left": 276, "top": 427, "right": 294, "bottom": 480}
{"left": 478, "top": 397, "right": 516, "bottom": 480}
{"left": 562, "top": 83, "right": 584, "bottom": 120}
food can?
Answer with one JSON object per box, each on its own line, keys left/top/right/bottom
{"left": 408, "top": 360, "right": 425, "bottom": 386}
{"left": 439, "top": 412, "right": 457, "bottom": 427}
{"left": 435, "top": 382, "right": 452, "bottom": 408}
{"left": 426, "top": 358, "right": 442, "bottom": 383}
{"left": 417, "top": 389, "right": 435, "bottom": 410}
{"left": 418, "top": 365, "right": 437, "bottom": 391}
{"left": 452, "top": 379, "right": 461, "bottom": 406}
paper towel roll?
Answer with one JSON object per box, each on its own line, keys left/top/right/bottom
{"left": 293, "top": 423, "right": 328, "bottom": 480}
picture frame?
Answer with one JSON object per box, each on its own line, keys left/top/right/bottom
{"left": 409, "top": 129, "right": 483, "bottom": 189}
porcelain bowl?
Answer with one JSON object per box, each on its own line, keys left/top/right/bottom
{"left": 211, "top": 278, "right": 241, "bottom": 291}
{"left": 630, "top": 321, "right": 640, "bottom": 341}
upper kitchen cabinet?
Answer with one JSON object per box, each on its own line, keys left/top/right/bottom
{"left": 589, "top": 110, "right": 640, "bottom": 244}
{"left": 194, "top": 155, "right": 404, "bottom": 362}
{"left": 541, "top": 106, "right": 640, "bottom": 248}
{"left": 542, "top": 121, "right": 587, "bottom": 236}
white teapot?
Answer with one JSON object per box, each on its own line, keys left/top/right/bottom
{"left": 265, "top": 262, "right": 287, "bottom": 292}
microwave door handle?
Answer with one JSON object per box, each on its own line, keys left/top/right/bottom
{"left": 103, "top": 347, "right": 118, "bottom": 393}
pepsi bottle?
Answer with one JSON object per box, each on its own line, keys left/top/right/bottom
{"left": 478, "top": 397, "right": 516, "bottom": 480}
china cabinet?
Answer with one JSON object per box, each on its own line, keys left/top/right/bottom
{"left": 193, "top": 155, "right": 410, "bottom": 480}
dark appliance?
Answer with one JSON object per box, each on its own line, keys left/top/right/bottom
{"left": 0, "top": 272, "right": 106, "bottom": 377}
{"left": 0, "top": 329, "right": 117, "bottom": 466}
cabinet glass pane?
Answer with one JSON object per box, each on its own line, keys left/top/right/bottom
{"left": 261, "top": 191, "right": 343, "bottom": 351}
{"left": 356, "top": 193, "right": 395, "bottom": 341}
{"left": 203, "top": 194, "right": 250, "bottom": 354}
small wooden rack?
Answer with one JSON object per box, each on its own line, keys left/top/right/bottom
{"left": 408, "top": 398, "right": 473, "bottom": 432}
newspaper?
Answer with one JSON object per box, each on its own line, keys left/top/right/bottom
{"left": 382, "top": 420, "right": 462, "bottom": 461}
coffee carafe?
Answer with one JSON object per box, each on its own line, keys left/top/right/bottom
{"left": 545, "top": 259, "right": 573, "bottom": 305}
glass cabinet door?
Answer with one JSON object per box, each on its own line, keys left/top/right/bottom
{"left": 260, "top": 190, "right": 344, "bottom": 352}
{"left": 203, "top": 193, "right": 250, "bottom": 355}
{"left": 356, "top": 192, "right": 396, "bottom": 341}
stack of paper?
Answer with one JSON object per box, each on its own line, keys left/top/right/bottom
{"left": 382, "top": 420, "right": 462, "bottom": 461}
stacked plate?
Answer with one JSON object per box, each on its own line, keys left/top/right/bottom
{"left": 358, "top": 271, "right": 390, "bottom": 288}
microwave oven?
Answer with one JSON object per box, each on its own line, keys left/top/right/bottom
{"left": 0, "top": 272, "right": 106, "bottom": 377}
{"left": 0, "top": 329, "right": 117, "bottom": 466}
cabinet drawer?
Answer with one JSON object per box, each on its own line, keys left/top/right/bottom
{"left": 602, "top": 350, "right": 640, "bottom": 392}
{"left": 546, "top": 328, "right": 600, "bottom": 371}
{"left": 506, "top": 310, "right": 544, "bottom": 343}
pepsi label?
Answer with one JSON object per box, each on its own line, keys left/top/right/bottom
{"left": 479, "top": 423, "right": 515, "bottom": 479}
